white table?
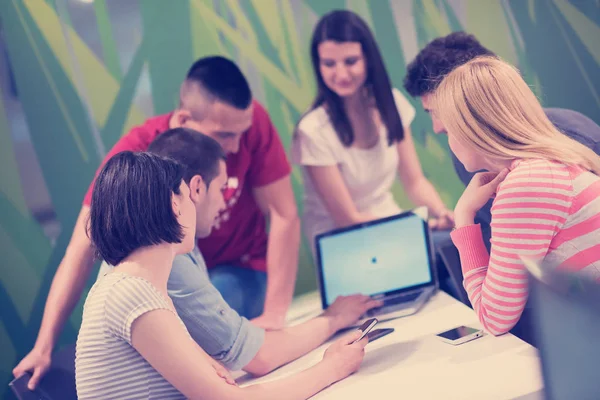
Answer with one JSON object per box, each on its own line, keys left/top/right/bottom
{"left": 238, "top": 291, "right": 544, "bottom": 400}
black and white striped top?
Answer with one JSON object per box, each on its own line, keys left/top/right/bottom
{"left": 75, "top": 273, "right": 186, "bottom": 399}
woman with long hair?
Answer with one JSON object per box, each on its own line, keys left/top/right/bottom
{"left": 292, "top": 10, "right": 453, "bottom": 255}
{"left": 432, "top": 56, "right": 600, "bottom": 336}
{"left": 75, "top": 151, "right": 368, "bottom": 399}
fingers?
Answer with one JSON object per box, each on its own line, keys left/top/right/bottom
{"left": 333, "top": 294, "right": 354, "bottom": 302}
{"left": 474, "top": 169, "right": 509, "bottom": 191}
{"left": 481, "top": 169, "right": 509, "bottom": 183}
{"left": 494, "top": 168, "right": 510, "bottom": 181}
{"left": 354, "top": 336, "right": 369, "bottom": 349}
{"left": 431, "top": 212, "right": 455, "bottom": 230}
{"left": 440, "top": 215, "right": 455, "bottom": 230}
{"left": 214, "top": 363, "right": 237, "bottom": 385}
{"left": 28, "top": 367, "right": 42, "bottom": 390}
{"left": 371, "top": 298, "right": 384, "bottom": 308}
{"left": 346, "top": 294, "right": 382, "bottom": 314}
{"left": 336, "top": 294, "right": 381, "bottom": 315}
{"left": 341, "top": 294, "right": 371, "bottom": 306}
{"left": 343, "top": 330, "right": 363, "bottom": 345}
{"left": 12, "top": 364, "right": 24, "bottom": 379}
{"left": 223, "top": 372, "right": 237, "bottom": 386}
{"left": 363, "top": 299, "right": 383, "bottom": 312}
{"left": 486, "top": 168, "right": 509, "bottom": 190}
{"left": 219, "top": 372, "right": 236, "bottom": 385}
{"left": 473, "top": 171, "right": 498, "bottom": 185}
{"left": 345, "top": 294, "right": 382, "bottom": 311}
{"left": 428, "top": 218, "right": 440, "bottom": 230}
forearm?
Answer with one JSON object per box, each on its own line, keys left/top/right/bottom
{"left": 451, "top": 223, "right": 526, "bottom": 335}
{"left": 34, "top": 207, "right": 96, "bottom": 352}
{"left": 247, "top": 315, "right": 338, "bottom": 375}
{"left": 35, "top": 240, "right": 95, "bottom": 351}
{"left": 263, "top": 214, "right": 300, "bottom": 317}
{"left": 241, "top": 360, "right": 335, "bottom": 400}
{"left": 464, "top": 264, "right": 527, "bottom": 336}
{"left": 405, "top": 178, "right": 448, "bottom": 217}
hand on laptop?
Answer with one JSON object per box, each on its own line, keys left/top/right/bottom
{"left": 429, "top": 209, "right": 455, "bottom": 230}
{"left": 323, "top": 294, "right": 383, "bottom": 331}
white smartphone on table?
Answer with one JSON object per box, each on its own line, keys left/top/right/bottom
{"left": 436, "top": 325, "right": 483, "bottom": 345}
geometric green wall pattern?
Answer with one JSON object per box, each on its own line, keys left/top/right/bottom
{"left": 0, "top": 1, "right": 598, "bottom": 397}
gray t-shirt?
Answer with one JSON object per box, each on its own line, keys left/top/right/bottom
{"left": 76, "top": 273, "right": 186, "bottom": 399}
{"left": 168, "top": 247, "right": 265, "bottom": 370}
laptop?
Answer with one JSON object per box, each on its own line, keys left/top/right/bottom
{"left": 315, "top": 209, "right": 437, "bottom": 326}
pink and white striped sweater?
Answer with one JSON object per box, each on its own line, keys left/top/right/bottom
{"left": 451, "top": 159, "right": 600, "bottom": 335}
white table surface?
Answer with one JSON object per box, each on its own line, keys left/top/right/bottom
{"left": 237, "top": 291, "right": 544, "bottom": 400}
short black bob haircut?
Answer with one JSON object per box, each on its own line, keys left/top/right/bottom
{"left": 147, "top": 127, "right": 226, "bottom": 188}
{"left": 89, "top": 151, "right": 185, "bottom": 266}
{"left": 309, "top": 9, "right": 404, "bottom": 147}
{"left": 186, "top": 56, "right": 252, "bottom": 110}
{"left": 403, "top": 31, "right": 495, "bottom": 97}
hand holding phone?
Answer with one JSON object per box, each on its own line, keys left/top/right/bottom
{"left": 9, "top": 373, "right": 52, "bottom": 400}
{"left": 323, "top": 330, "right": 369, "bottom": 384}
{"left": 435, "top": 325, "right": 483, "bottom": 345}
{"left": 352, "top": 318, "right": 378, "bottom": 344}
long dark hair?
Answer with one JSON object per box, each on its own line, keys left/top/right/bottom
{"left": 309, "top": 10, "right": 404, "bottom": 146}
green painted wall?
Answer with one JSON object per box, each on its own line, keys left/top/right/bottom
{"left": 0, "top": 0, "right": 598, "bottom": 396}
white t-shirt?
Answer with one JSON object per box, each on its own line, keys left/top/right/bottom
{"left": 292, "top": 88, "right": 416, "bottom": 255}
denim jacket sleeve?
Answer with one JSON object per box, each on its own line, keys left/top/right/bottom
{"left": 167, "top": 248, "right": 265, "bottom": 371}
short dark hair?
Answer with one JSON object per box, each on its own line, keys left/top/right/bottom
{"left": 90, "top": 152, "right": 185, "bottom": 266}
{"left": 147, "top": 128, "right": 226, "bottom": 188}
{"left": 309, "top": 10, "right": 404, "bottom": 146}
{"left": 186, "top": 56, "right": 252, "bottom": 109}
{"left": 403, "top": 31, "right": 495, "bottom": 97}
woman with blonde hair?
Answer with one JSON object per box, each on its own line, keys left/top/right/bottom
{"left": 432, "top": 56, "right": 600, "bottom": 337}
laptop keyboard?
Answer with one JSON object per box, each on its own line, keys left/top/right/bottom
{"left": 367, "top": 292, "right": 421, "bottom": 317}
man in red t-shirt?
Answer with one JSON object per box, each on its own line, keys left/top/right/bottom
{"left": 86, "top": 57, "right": 299, "bottom": 324}
{"left": 14, "top": 56, "right": 300, "bottom": 388}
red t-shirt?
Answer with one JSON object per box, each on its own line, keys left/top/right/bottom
{"left": 83, "top": 101, "right": 291, "bottom": 272}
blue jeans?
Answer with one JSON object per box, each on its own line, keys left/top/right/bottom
{"left": 208, "top": 265, "right": 267, "bottom": 320}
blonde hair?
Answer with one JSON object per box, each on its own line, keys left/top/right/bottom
{"left": 431, "top": 56, "right": 600, "bottom": 175}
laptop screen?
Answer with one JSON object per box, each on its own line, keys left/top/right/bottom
{"left": 316, "top": 212, "right": 434, "bottom": 307}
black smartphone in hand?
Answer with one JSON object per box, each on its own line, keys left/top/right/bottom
{"left": 366, "top": 328, "right": 394, "bottom": 343}
{"left": 9, "top": 373, "right": 52, "bottom": 400}
{"left": 352, "top": 318, "right": 378, "bottom": 343}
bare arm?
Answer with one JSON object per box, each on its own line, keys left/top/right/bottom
{"left": 252, "top": 176, "right": 300, "bottom": 329}
{"left": 133, "top": 309, "right": 366, "bottom": 400}
{"left": 37, "top": 206, "right": 96, "bottom": 349}
{"left": 13, "top": 206, "right": 96, "bottom": 388}
{"left": 305, "top": 165, "right": 375, "bottom": 228}
{"left": 245, "top": 295, "right": 379, "bottom": 375}
{"left": 397, "top": 127, "right": 449, "bottom": 218}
